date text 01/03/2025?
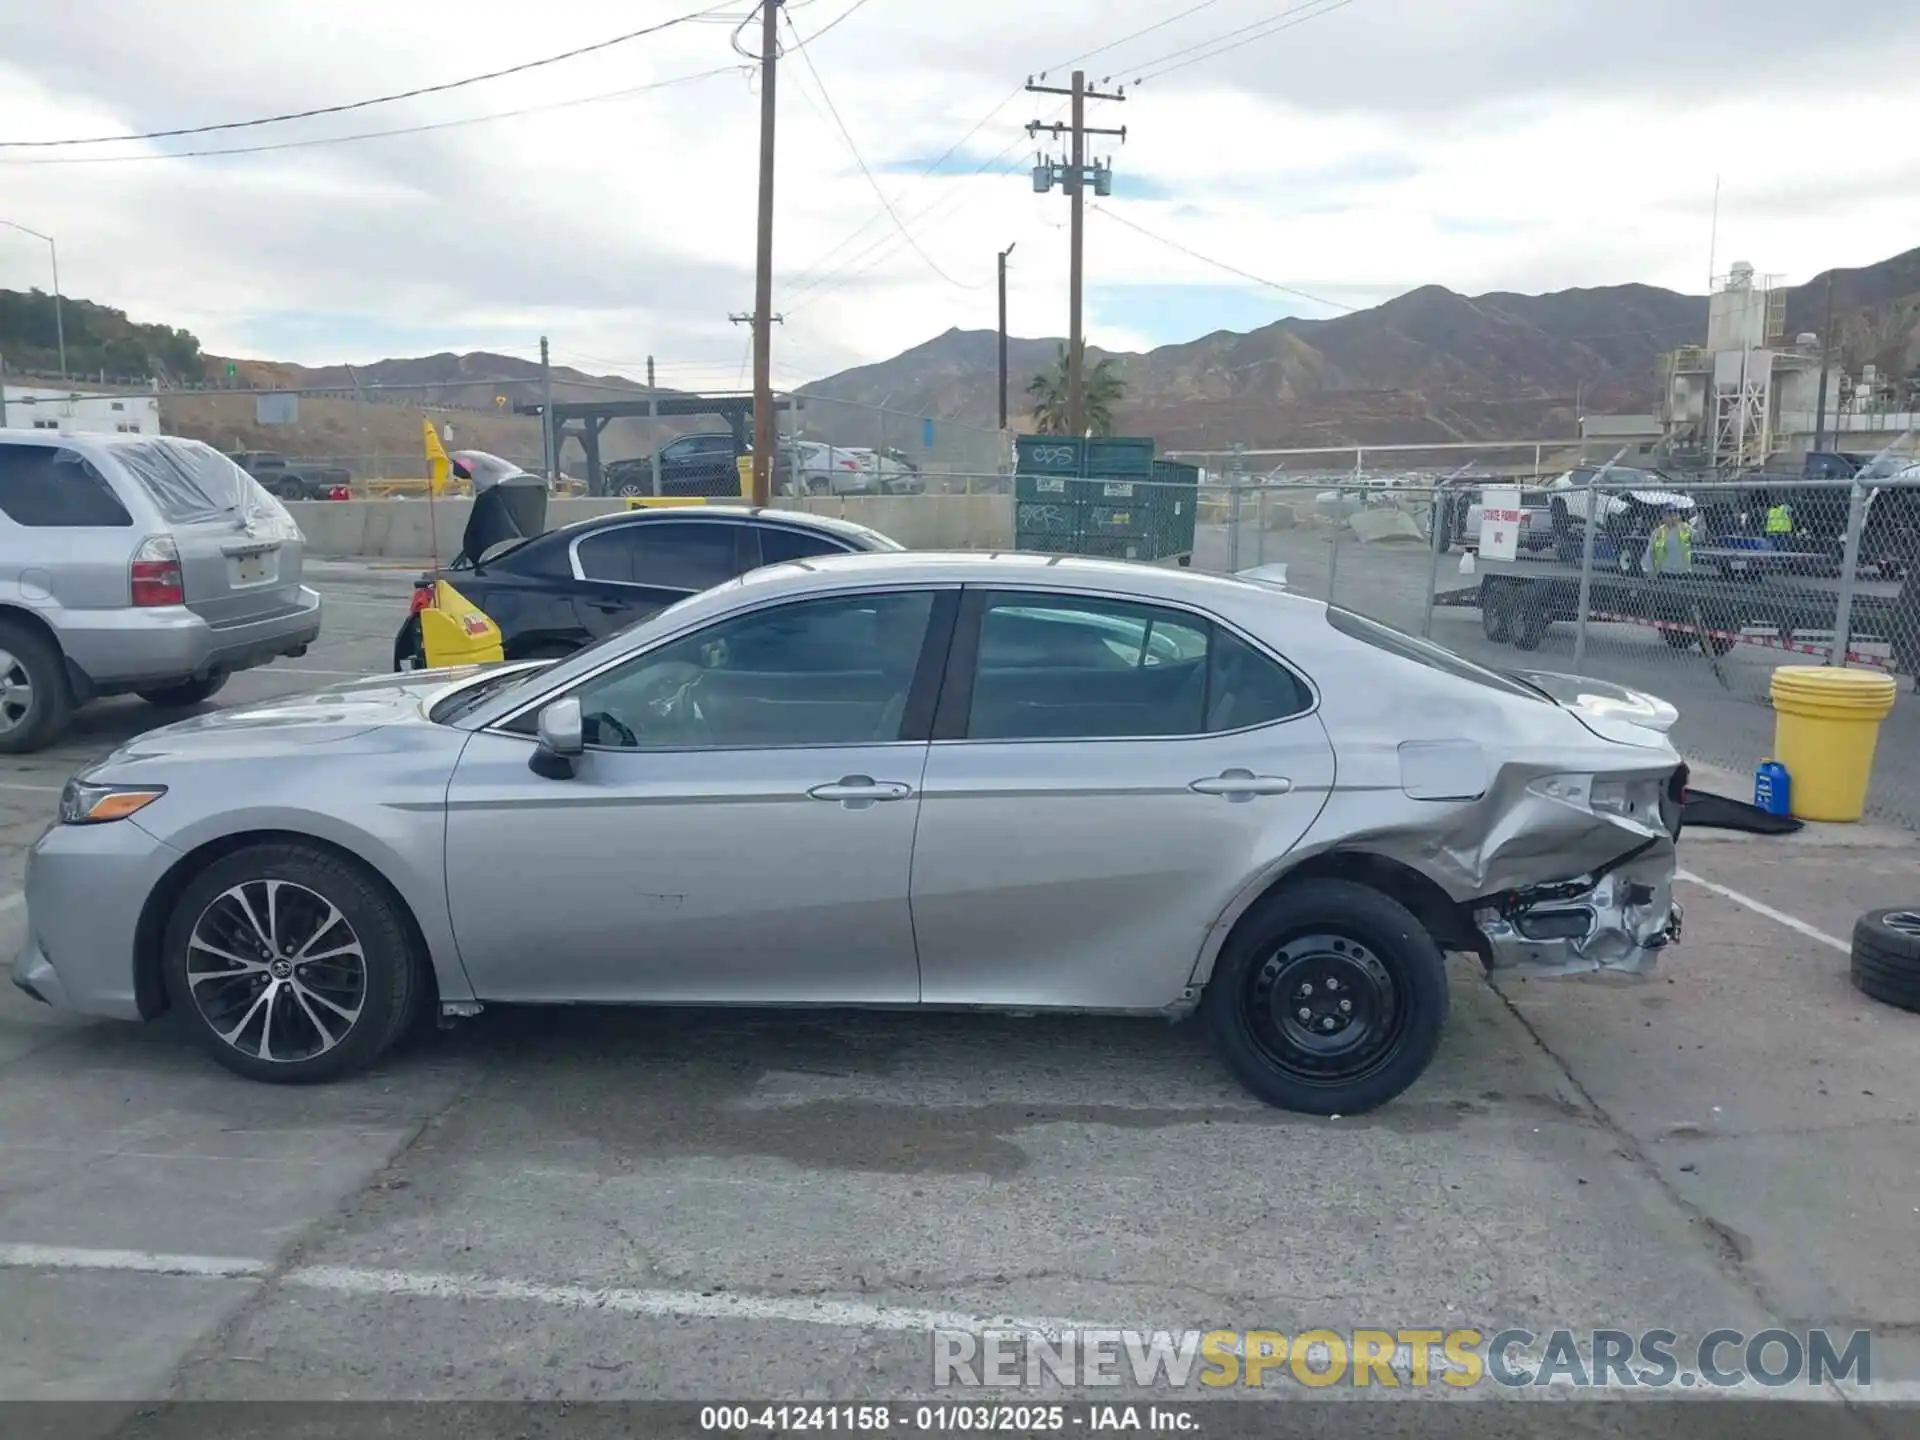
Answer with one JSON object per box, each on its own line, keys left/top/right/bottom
{"left": 699, "top": 1404, "right": 1196, "bottom": 1432}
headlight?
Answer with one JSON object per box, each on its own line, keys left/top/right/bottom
{"left": 59, "top": 779, "right": 166, "bottom": 825}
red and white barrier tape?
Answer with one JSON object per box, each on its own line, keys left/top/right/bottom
{"left": 1588, "top": 609, "right": 1892, "bottom": 668}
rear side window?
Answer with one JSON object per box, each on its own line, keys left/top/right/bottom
{"left": 757, "top": 526, "right": 851, "bottom": 566}
{"left": 0, "top": 443, "right": 134, "bottom": 527}
{"left": 576, "top": 521, "right": 742, "bottom": 590}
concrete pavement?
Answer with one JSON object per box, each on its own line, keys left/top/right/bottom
{"left": 0, "top": 563, "right": 1915, "bottom": 1427}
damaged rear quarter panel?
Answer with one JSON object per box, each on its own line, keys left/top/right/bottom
{"left": 1183, "top": 643, "right": 1682, "bottom": 991}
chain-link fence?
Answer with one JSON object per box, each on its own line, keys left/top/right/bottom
{"left": 783, "top": 395, "right": 1010, "bottom": 477}
{"left": 1187, "top": 467, "right": 1920, "bottom": 829}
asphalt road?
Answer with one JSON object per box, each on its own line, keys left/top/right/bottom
{"left": 1, "top": 562, "right": 1917, "bottom": 1430}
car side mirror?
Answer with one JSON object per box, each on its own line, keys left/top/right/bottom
{"left": 529, "top": 696, "right": 585, "bottom": 779}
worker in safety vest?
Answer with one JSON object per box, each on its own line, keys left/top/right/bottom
{"left": 1765, "top": 499, "right": 1794, "bottom": 539}
{"left": 1646, "top": 505, "right": 1694, "bottom": 577}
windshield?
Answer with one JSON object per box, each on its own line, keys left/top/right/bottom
{"left": 114, "top": 438, "right": 295, "bottom": 528}
{"left": 1326, "top": 606, "right": 1547, "bottom": 700}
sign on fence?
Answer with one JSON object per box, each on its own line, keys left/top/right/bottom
{"left": 255, "top": 392, "right": 298, "bottom": 426}
{"left": 1477, "top": 487, "right": 1522, "bottom": 562}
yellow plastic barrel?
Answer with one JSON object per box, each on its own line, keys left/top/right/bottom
{"left": 1768, "top": 665, "right": 1898, "bottom": 822}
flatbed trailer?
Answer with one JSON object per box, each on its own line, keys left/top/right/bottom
{"left": 1434, "top": 555, "right": 1903, "bottom": 667}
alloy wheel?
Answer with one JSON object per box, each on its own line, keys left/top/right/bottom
{"left": 1882, "top": 912, "right": 1920, "bottom": 941}
{"left": 1243, "top": 932, "right": 1408, "bottom": 1088}
{"left": 186, "top": 879, "right": 367, "bottom": 1063}
{"left": 0, "top": 649, "right": 34, "bottom": 735}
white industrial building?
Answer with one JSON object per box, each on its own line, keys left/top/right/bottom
{"left": 1657, "top": 262, "right": 1919, "bottom": 470}
{"left": 0, "top": 386, "right": 162, "bottom": 436}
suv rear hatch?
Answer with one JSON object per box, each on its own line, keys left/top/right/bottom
{"left": 110, "top": 439, "right": 308, "bottom": 626}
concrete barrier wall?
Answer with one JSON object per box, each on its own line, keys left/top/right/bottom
{"left": 287, "top": 494, "right": 1014, "bottom": 561}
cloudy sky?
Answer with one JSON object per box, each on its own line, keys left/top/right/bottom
{"left": 3, "top": 0, "right": 1918, "bottom": 390}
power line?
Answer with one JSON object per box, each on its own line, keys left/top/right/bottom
{"left": 777, "top": 85, "right": 1028, "bottom": 291}
{"left": 0, "top": 66, "right": 745, "bottom": 166}
{"left": 1093, "top": 205, "right": 1358, "bottom": 312}
{"left": 1129, "top": 0, "right": 1359, "bottom": 84}
{"left": 1042, "top": 0, "right": 1235, "bottom": 76}
{"left": 782, "top": 11, "right": 980, "bottom": 290}
{"left": 783, "top": 105, "right": 1062, "bottom": 310}
{"left": 0, "top": 3, "right": 738, "bottom": 149}
{"left": 803, "top": 0, "right": 880, "bottom": 44}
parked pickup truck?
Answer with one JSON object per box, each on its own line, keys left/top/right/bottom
{"left": 226, "top": 451, "right": 352, "bottom": 500}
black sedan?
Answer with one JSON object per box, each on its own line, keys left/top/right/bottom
{"left": 393, "top": 506, "right": 903, "bottom": 668}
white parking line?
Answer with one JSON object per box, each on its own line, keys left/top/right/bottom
{"left": 0, "top": 1244, "right": 1111, "bottom": 1336}
{"left": 0, "top": 1242, "right": 265, "bottom": 1279}
{"left": 1675, "top": 868, "right": 1850, "bottom": 954}
{"left": 280, "top": 1265, "right": 1108, "bottom": 1336}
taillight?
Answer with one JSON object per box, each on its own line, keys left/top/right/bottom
{"left": 328, "top": 485, "right": 351, "bottom": 500}
{"left": 130, "top": 536, "right": 184, "bottom": 607}
{"left": 408, "top": 583, "right": 434, "bottom": 616}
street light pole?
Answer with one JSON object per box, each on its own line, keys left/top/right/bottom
{"left": 0, "top": 221, "right": 64, "bottom": 377}
{"left": 997, "top": 243, "right": 1016, "bottom": 433}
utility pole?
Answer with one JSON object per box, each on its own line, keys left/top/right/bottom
{"left": 750, "top": 0, "right": 782, "bottom": 506}
{"left": 997, "top": 243, "right": 1016, "bottom": 431}
{"left": 539, "top": 335, "right": 556, "bottom": 485}
{"left": 646, "top": 354, "right": 656, "bottom": 389}
{"left": 1026, "top": 72, "right": 1125, "bottom": 435}
{"left": 1813, "top": 268, "right": 1837, "bottom": 452}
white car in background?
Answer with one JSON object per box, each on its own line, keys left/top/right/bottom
{"left": 784, "top": 441, "right": 873, "bottom": 497}
{"left": 845, "top": 447, "right": 925, "bottom": 495}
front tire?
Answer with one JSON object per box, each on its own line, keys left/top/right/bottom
{"left": 163, "top": 843, "right": 423, "bottom": 1084}
{"left": 137, "top": 674, "right": 229, "bottom": 707}
{"left": 1201, "top": 879, "right": 1448, "bottom": 1115}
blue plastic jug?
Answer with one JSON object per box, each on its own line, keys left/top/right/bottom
{"left": 1754, "top": 759, "right": 1792, "bottom": 817}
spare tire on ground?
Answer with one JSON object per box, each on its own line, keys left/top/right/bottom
{"left": 1850, "top": 909, "right": 1920, "bottom": 1013}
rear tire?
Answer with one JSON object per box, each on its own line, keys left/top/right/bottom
{"left": 163, "top": 842, "right": 422, "bottom": 1084}
{"left": 0, "top": 618, "right": 72, "bottom": 754}
{"left": 1481, "top": 584, "right": 1513, "bottom": 643}
{"left": 1510, "top": 594, "right": 1552, "bottom": 650}
{"left": 1202, "top": 879, "right": 1448, "bottom": 1115}
{"left": 137, "top": 675, "right": 229, "bottom": 707}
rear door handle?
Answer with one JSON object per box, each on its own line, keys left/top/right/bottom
{"left": 1190, "top": 770, "right": 1293, "bottom": 801}
{"left": 808, "top": 775, "right": 914, "bottom": 808}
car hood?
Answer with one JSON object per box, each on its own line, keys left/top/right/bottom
{"left": 1505, "top": 668, "right": 1679, "bottom": 744}
{"left": 107, "top": 668, "right": 491, "bottom": 762}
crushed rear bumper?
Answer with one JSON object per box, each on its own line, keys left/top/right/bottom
{"left": 1474, "top": 847, "right": 1683, "bottom": 978}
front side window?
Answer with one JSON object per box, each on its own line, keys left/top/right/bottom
{"left": 568, "top": 590, "right": 937, "bottom": 750}
{"left": 0, "top": 443, "right": 134, "bottom": 527}
{"left": 964, "top": 592, "right": 1309, "bottom": 741}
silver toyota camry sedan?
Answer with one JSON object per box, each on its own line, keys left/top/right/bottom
{"left": 14, "top": 551, "right": 1686, "bottom": 1115}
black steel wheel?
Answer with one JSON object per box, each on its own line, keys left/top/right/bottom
{"left": 1850, "top": 909, "right": 1920, "bottom": 1014}
{"left": 1202, "top": 880, "right": 1448, "bottom": 1115}
{"left": 163, "top": 842, "right": 423, "bottom": 1084}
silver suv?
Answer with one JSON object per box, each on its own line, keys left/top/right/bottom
{"left": 0, "top": 430, "right": 323, "bottom": 752}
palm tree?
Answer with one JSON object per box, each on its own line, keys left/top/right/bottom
{"left": 1027, "top": 342, "right": 1126, "bottom": 436}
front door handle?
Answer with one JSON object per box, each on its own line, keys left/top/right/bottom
{"left": 1190, "top": 769, "right": 1293, "bottom": 801}
{"left": 808, "top": 775, "right": 914, "bottom": 808}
